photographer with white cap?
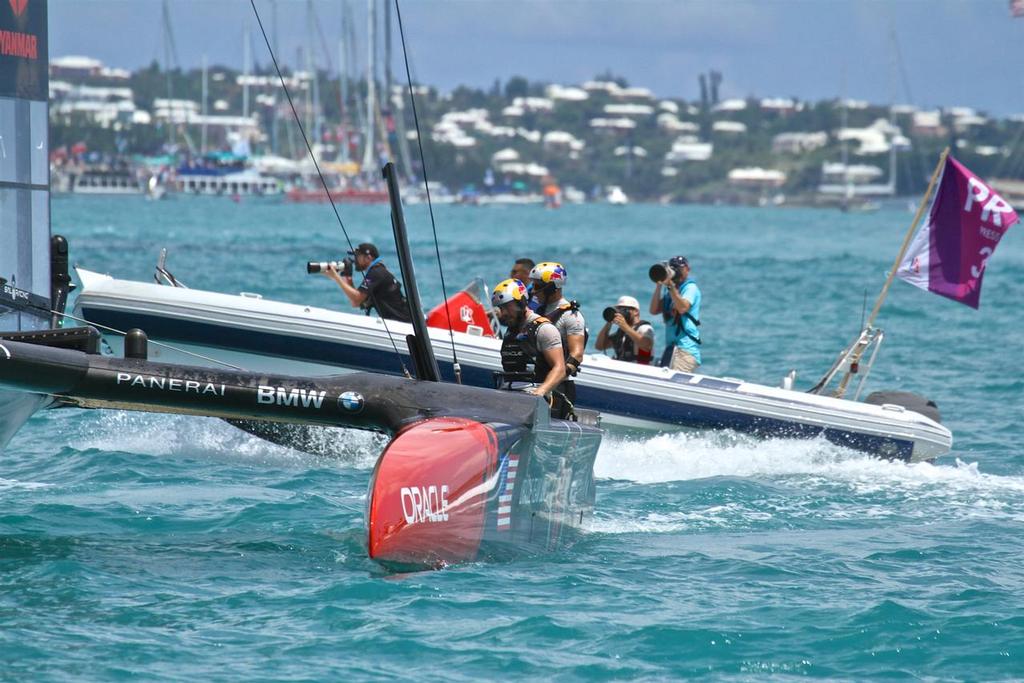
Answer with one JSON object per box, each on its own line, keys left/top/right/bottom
{"left": 595, "top": 295, "right": 655, "bottom": 365}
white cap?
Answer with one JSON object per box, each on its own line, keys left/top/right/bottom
{"left": 616, "top": 295, "right": 640, "bottom": 310}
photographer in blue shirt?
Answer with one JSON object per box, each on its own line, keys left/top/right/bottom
{"left": 649, "top": 255, "right": 702, "bottom": 372}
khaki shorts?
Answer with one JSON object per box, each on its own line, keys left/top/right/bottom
{"left": 670, "top": 347, "right": 699, "bottom": 373}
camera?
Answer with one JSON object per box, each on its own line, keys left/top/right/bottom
{"left": 307, "top": 256, "right": 353, "bottom": 277}
{"left": 648, "top": 262, "right": 675, "bottom": 283}
{"left": 602, "top": 306, "right": 617, "bottom": 323}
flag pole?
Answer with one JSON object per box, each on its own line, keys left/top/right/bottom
{"left": 834, "top": 146, "right": 949, "bottom": 398}
{"left": 865, "top": 146, "right": 950, "bottom": 331}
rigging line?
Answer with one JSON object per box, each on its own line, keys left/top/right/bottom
{"left": 393, "top": 0, "right": 462, "bottom": 383}
{"left": 54, "top": 310, "right": 246, "bottom": 371}
{"left": 249, "top": 0, "right": 411, "bottom": 379}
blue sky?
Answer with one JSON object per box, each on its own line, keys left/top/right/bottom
{"left": 49, "top": 1, "right": 1024, "bottom": 116}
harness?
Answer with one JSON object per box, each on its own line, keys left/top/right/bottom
{"left": 497, "top": 312, "right": 578, "bottom": 421}
{"left": 663, "top": 285, "right": 701, "bottom": 346}
{"left": 671, "top": 311, "right": 701, "bottom": 345}
{"left": 611, "top": 320, "right": 654, "bottom": 363}
{"left": 359, "top": 260, "right": 411, "bottom": 323}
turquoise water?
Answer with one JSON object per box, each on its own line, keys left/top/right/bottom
{"left": 2, "top": 195, "right": 1023, "bottom": 679}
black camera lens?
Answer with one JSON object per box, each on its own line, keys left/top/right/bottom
{"left": 603, "top": 306, "right": 617, "bottom": 322}
{"left": 649, "top": 263, "right": 669, "bottom": 283}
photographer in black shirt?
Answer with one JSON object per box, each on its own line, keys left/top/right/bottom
{"left": 323, "top": 242, "right": 412, "bottom": 323}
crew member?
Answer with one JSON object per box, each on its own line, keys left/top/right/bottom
{"left": 323, "top": 242, "right": 412, "bottom": 323}
{"left": 510, "top": 257, "right": 541, "bottom": 311}
{"left": 491, "top": 278, "right": 567, "bottom": 408}
{"left": 529, "top": 261, "right": 585, "bottom": 400}
{"left": 595, "top": 295, "right": 655, "bottom": 364}
{"left": 649, "top": 255, "right": 702, "bottom": 371}
{"left": 510, "top": 257, "right": 535, "bottom": 283}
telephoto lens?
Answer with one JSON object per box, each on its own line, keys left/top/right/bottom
{"left": 648, "top": 262, "right": 674, "bottom": 283}
{"left": 307, "top": 261, "right": 345, "bottom": 274}
{"left": 603, "top": 306, "right": 617, "bottom": 323}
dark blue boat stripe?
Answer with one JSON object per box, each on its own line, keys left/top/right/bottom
{"left": 79, "top": 306, "right": 916, "bottom": 459}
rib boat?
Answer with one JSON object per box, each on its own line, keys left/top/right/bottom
{"left": 72, "top": 267, "right": 953, "bottom": 462}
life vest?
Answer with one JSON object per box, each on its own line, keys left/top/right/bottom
{"left": 534, "top": 300, "right": 589, "bottom": 379}
{"left": 610, "top": 321, "right": 654, "bottom": 364}
{"left": 359, "top": 261, "right": 412, "bottom": 323}
{"left": 499, "top": 314, "right": 577, "bottom": 421}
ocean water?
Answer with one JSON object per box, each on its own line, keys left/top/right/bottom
{"left": 2, "top": 195, "right": 1023, "bottom": 679}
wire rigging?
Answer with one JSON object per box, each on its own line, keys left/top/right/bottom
{"left": 249, "top": 0, "right": 411, "bottom": 379}
{"left": 393, "top": 0, "right": 462, "bottom": 383}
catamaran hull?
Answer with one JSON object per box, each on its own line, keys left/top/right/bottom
{"left": 368, "top": 416, "right": 598, "bottom": 569}
{"left": 0, "top": 338, "right": 601, "bottom": 570}
{"left": 73, "top": 269, "right": 953, "bottom": 462}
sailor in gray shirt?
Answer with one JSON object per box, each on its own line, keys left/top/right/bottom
{"left": 491, "top": 278, "right": 567, "bottom": 402}
{"left": 528, "top": 262, "right": 586, "bottom": 377}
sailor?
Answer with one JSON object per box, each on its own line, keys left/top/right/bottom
{"left": 528, "top": 262, "right": 586, "bottom": 402}
{"left": 595, "top": 295, "right": 655, "bottom": 364}
{"left": 509, "top": 257, "right": 542, "bottom": 311}
{"left": 491, "top": 278, "right": 569, "bottom": 414}
{"left": 510, "top": 258, "right": 535, "bottom": 284}
{"left": 323, "top": 242, "right": 412, "bottom": 323}
{"left": 649, "top": 255, "right": 702, "bottom": 372}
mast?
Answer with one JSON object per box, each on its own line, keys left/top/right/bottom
{"left": 840, "top": 68, "right": 850, "bottom": 203}
{"left": 346, "top": 1, "right": 367, "bottom": 164}
{"left": 161, "top": 0, "right": 176, "bottom": 148}
{"left": 201, "top": 55, "right": 208, "bottom": 154}
{"left": 270, "top": 0, "right": 279, "bottom": 155}
{"left": 308, "top": 0, "right": 323, "bottom": 148}
{"left": 338, "top": 36, "right": 349, "bottom": 163}
{"left": 242, "top": 19, "right": 251, "bottom": 119}
{"left": 384, "top": 0, "right": 392, "bottom": 111}
{"left": 362, "top": 0, "right": 377, "bottom": 172}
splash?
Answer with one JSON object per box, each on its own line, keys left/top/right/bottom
{"left": 0, "top": 477, "right": 51, "bottom": 492}
{"left": 596, "top": 430, "right": 1024, "bottom": 493}
{"left": 78, "top": 411, "right": 385, "bottom": 469}
{"left": 590, "top": 430, "right": 1024, "bottom": 534}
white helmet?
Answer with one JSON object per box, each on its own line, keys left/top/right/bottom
{"left": 491, "top": 278, "right": 529, "bottom": 308}
{"left": 528, "top": 262, "right": 568, "bottom": 290}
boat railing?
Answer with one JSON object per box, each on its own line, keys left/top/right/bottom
{"left": 808, "top": 326, "right": 885, "bottom": 400}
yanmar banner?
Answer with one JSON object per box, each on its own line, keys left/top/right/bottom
{"left": 896, "top": 155, "right": 1018, "bottom": 309}
{"left": 0, "top": 0, "right": 47, "bottom": 101}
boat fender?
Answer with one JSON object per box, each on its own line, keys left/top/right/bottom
{"left": 864, "top": 391, "right": 941, "bottom": 423}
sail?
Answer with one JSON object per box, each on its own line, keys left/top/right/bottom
{"left": 0, "top": 0, "right": 50, "bottom": 332}
{"left": 896, "top": 155, "right": 1018, "bottom": 309}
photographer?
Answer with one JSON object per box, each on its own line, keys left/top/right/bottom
{"left": 649, "top": 255, "right": 702, "bottom": 372}
{"left": 595, "top": 296, "right": 655, "bottom": 364}
{"left": 322, "top": 242, "right": 412, "bottom": 323}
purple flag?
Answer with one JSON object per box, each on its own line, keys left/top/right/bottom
{"left": 896, "top": 155, "right": 1018, "bottom": 309}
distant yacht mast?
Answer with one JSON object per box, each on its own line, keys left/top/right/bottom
{"left": 362, "top": 0, "right": 377, "bottom": 172}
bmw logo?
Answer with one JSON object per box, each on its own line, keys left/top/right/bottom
{"left": 339, "top": 391, "right": 365, "bottom": 413}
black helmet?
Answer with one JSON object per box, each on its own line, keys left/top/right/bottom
{"left": 669, "top": 255, "right": 689, "bottom": 269}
